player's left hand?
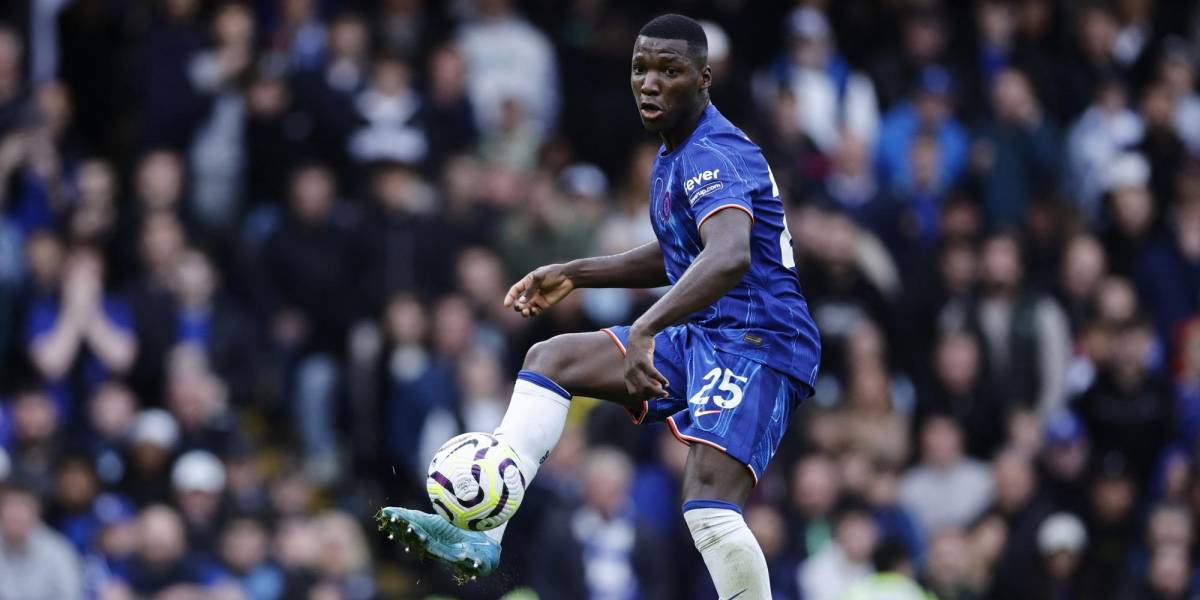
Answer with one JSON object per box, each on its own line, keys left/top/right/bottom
{"left": 624, "top": 328, "right": 669, "bottom": 400}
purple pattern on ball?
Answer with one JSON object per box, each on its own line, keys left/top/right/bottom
{"left": 468, "top": 481, "right": 510, "bottom": 530}
{"left": 458, "top": 464, "right": 486, "bottom": 508}
{"left": 498, "top": 457, "right": 526, "bottom": 488}
{"left": 431, "top": 471, "right": 456, "bottom": 496}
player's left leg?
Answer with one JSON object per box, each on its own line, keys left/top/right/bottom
{"left": 377, "top": 331, "right": 652, "bottom": 579}
{"left": 681, "top": 445, "right": 772, "bottom": 600}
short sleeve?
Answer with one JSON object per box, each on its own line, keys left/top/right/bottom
{"left": 679, "top": 138, "right": 756, "bottom": 232}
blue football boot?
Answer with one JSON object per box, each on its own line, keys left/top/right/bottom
{"left": 375, "top": 506, "right": 501, "bottom": 581}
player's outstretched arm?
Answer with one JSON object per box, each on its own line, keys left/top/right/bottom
{"left": 564, "top": 241, "right": 669, "bottom": 289}
{"left": 623, "top": 208, "right": 752, "bottom": 398}
{"left": 504, "top": 242, "right": 668, "bottom": 317}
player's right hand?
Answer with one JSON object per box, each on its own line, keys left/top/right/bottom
{"left": 504, "top": 264, "right": 575, "bottom": 317}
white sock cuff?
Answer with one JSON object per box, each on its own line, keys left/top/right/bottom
{"left": 514, "top": 371, "right": 571, "bottom": 407}
{"left": 684, "top": 505, "right": 748, "bottom": 550}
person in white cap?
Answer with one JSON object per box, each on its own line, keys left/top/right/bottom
{"left": 1101, "top": 151, "right": 1155, "bottom": 275}
{"left": 1033, "top": 513, "right": 1087, "bottom": 595}
{"left": 171, "top": 450, "right": 227, "bottom": 554}
{"left": 124, "top": 409, "right": 180, "bottom": 506}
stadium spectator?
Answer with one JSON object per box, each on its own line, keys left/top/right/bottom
{"left": 291, "top": 11, "right": 370, "bottom": 185}
{"left": 1061, "top": 4, "right": 1124, "bottom": 121}
{"left": 922, "top": 527, "right": 977, "bottom": 600}
{"left": 347, "top": 55, "right": 428, "bottom": 169}
{"left": 1066, "top": 78, "right": 1143, "bottom": 217}
{"left": 972, "top": 68, "right": 1059, "bottom": 228}
{"left": 869, "top": 7, "right": 950, "bottom": 110}
{"left": 1031, "top": 512, "right": 1088, "bottom": 598}
{"left": 0, "top": 483, "right": 82, "bottom": 600}
{"left": 967, "top": 231, "right": 1071, "bottom": 417}
{"left": 121, "top": 409, "right": 180, "bottom": 506}
{"left": 836, "top": 362, "right": 908, "bottom": 466}
{"left": 899, "top": 416, "right": 993, "bottom": 537}
{"left": 187, "top": 1, "right": 255, "bottom": 233}
{"left": 424, "top": 44, "right": 479, "bottom": 171}
{"left": 83, "top": 381, "right": 138, "bottom": 485}
{"left": 1075, "top": 317, "right": 1172, "bottom": 484}
{"left": 5, "top": 386, "right": 60, "bottom": 495}
{"left": 1136, "top": 173, "right": 1200, "bottom": 347}
{"left": 1119, "top": 542, "right": 1195, "bottom": 600}
{"left": 124, "top": 503, "right": 209, "bottom": 595}
{"left": 309, "top": 510, "right": 376, "bottom": 599}
{"left": 1057, "top": 233, "right": 1108, "bottom": 330}
{"left": 755, "top": 7, "right": 879, "bottom": 156}
{"left": 268, "top": 0, "right": 327, "bottom": 71}
{"left": 26, "top": 246, "right": 137, "bottom": 413}
{"left": 1079, "top": 453, "right": 1141, "bottom": 598}
{"left": 864, "top": 461, "right": 924, "bottom": 567}
{"left": 986, "top": 449, "right": 1055, "bottom": 599}
{"left": 456, "top": 0, "right": 559, "bottom": 137}
{"left": 166, "top": 249, "right": 258, "bottom": 404}
{"left": 787, "top": 452, "right": 840, "bottom": 560}
{"left": 875, "top": 65, "right": 969, "bottom": 198}
{"left": 1039, "top": 410, "right": 1092, "bottom": 516}
{"left": 1157, "top": 38, "right": 1200, "bottom": 156}
{"left": 171, "top": 449, "right": 227, "bottom": 556}
{"left": 530, "top": 446, "right": 669, "bottom": 600}
{"left": 363, "top": 160, "right": 454, "bottom": 299}
{"left": 919, "top": 330, "right": 1003, "bottom": 458}
{"left": 798, "top": 499, "right": 879, "bottom": 600}
{"left": 47, "top": 453, "right": 103, "bottom": 552}
{"left": 216, "top": 517, "right": 284, "bottom": 600}
{"left": 841, "top": 538, "right": 932, "bottom": 600}
{"left": 139, "top": 0, "right": 206, "bottom": 150}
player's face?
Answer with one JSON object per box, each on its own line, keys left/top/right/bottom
{"left": 631, "top": 36, "right": 710, "bottom": 133}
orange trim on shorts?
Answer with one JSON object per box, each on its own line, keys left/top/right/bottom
{"left": 666, "top": 415, "right": 760, "bottom": 486}
{"left": 600, "top": 328, "right": 648, "bottom": 425}
{"left": 601, "top": 328, "right": 627, "bottom": 355}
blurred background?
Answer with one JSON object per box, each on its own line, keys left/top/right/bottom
{"left": 2, "top": 0, "right": 1200, "bottom": 598}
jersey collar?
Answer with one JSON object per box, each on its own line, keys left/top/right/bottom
{"left": 660, "top": 103, "right": 717, "bottom": 158}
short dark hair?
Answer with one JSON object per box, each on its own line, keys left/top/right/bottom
{"left": 638, "top": 14, "right": 708, "bottom": 64}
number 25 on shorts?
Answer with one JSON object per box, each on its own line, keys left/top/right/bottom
{"left": 689, "top": 367, "right": 748, "bottom": 410}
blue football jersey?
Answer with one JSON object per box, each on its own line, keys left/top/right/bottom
{"left": 648, "top": 104, "right": 821, "bottom": 385}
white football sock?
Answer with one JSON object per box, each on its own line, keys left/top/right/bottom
{"left": 486, "top": 371, "right": 571, "bottom": 543}
{"left": 684, "top": 502, "right": 772, "bottom": 600}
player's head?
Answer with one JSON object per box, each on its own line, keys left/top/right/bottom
{"left": 631, "top": 14, "right": 711, "bottom": 133}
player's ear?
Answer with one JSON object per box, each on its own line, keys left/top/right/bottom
{"left": 699, "top": 64, "right": 712, "bottom": 92}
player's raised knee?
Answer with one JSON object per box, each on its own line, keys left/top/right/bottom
{"left": 522, "top": 337, "right": 573, "bottom": 380}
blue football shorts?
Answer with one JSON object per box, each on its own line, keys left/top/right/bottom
{"left": 601, "top": 323, "right": 812, "bottom": 484}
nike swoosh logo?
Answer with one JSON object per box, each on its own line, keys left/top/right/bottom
{"left": 695, "top": 409, "right": 722, "bottom": 417}
{"left": 727, "top": 590, "right": 748, "bottom": 599}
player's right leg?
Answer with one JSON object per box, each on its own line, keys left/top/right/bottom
{"left": 681, "top": 445, "right": 771, "bottom": 600}
{"left": 377, "top": 331, "right": 636, "bottom": 578}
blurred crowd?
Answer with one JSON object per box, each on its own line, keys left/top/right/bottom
{"left": 3, "top": 0, "right": 1200, "bottom": 598}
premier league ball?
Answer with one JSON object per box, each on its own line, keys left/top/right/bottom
{"left": 426, "top": 432, "right": 526, "bottom": 531}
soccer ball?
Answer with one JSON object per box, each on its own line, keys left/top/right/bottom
{"left": 426, "top": 432, "right": 526, "bottom": 531}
